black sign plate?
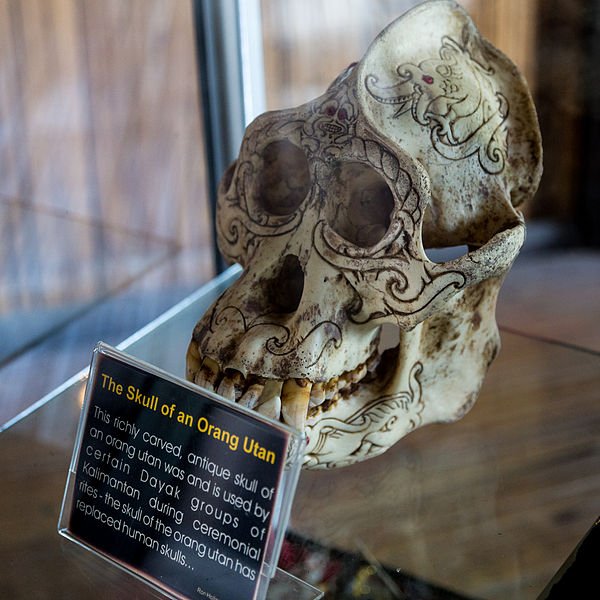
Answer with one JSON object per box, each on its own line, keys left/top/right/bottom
{"left": 60, "top": 344, "right": 302, "bottom": 600}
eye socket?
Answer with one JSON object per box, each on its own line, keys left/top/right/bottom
{"left": 326, "top": 162, "right": 395, "bottom": 247}
{"left": 256, "top": 140, "right": 310, "bottom": 216}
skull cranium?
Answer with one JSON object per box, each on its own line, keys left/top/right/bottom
{"left": 187, "top": 0, "right": 542, "bottom": 468}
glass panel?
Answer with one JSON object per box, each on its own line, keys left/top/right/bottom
{"left": 1, "top": 270, "right": 597, "bottom": 599}
{"left": 0, "top": 202, "right": 173, "bottom": 365}
{"left": 0, "top": 0, "right": 214, "bottom": 426}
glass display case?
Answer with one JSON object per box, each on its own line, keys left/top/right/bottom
{"left": 1, "top": 267, "right": 598, "bottom": 599}
{"left": 1, "top": 1, "right": 599, "bottom": 598}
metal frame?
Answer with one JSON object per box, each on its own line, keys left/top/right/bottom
{"left": 192, "top": 0, "right": 266, "bottom": 271}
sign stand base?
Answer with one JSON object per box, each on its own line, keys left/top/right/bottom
{"left": 267, "top": 568, "right": 323, "bottom": 599}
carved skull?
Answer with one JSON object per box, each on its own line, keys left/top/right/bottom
{"left": 187, "top": 0, "right": 542, "bottom": 468}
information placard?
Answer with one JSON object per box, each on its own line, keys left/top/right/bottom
{"left": 59, "top": 343, "right": 305, "bottom": 600}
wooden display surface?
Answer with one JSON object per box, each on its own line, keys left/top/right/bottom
{"left": 1, "top": 319, "right": 598, "bottom": 599}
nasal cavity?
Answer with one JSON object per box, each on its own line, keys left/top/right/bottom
{"left": 270, "top": 254, "right": 304, "bottom": 314}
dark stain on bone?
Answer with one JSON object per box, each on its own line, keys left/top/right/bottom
{"left": 218, "top": 337, "right": 240, "bottom": 366}
{"left": 453, "top": 391, "right": 478, "bottom": 420}
{"left": 484, "top": 337, "right": 500, "bottom": 367}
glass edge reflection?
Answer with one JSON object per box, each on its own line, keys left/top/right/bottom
{"left": 0, "top": 265, "right": 243, "bottom": 433}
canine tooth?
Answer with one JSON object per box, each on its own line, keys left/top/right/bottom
{"left": 281, "top": 379, "right": 312, "bottom": 430}
{"left": 217, "top": 371, "right": 243, "bottom": 401}
{"left": 257, "top": 394, "right": 281, "bottom": 420}
{"left": 309, "top": 382, "right": 326, "bottom": 407}
{"left": 239, "top": 383, "right": 264, "bottom": 410}
{"left": 195, "top": 356, "right": 220, "bottom": 391}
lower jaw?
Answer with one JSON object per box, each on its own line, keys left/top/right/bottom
{"left": 186, "top": 343, "right": 385, "bottom": 431}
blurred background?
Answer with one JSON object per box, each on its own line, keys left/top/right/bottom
{"left": 1, "top": 0, "right": 598, "bottom": 425}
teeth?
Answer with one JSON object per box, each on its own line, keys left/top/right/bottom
{"left": 337, "top": 373, "right": 351, "bottom": 390}
{"left": 256, "top": 395, "right": 282, "bottom": 421}
{"left": 256, "top": 380, "right": 283, "bottom": 421}
{"left": 309, "top": 382, "right": 326, "bottom": 408}
{"left": 350, "top": 363, "right": 367, "bottom": 383}
{"left": 260, "top": 380, "right": 283, "bottom": 403}
{"left": 195, "top": 357, "right": 220, "bottom": 391}
{"left": 256, "top": 395, "right": 281, "bottom": 420}
{"left": 192, "top": 346, "right": 379, "bottom": 418}
{"left": 281, "top": 379, "right": 312, "bottom": 430}
{"left": 324, "top": 377, "right": 338, "bottom": 400}
{"left": 217, "top": 371, "right": 243, "bottom": 402}
{"left": 239, "top": 383, "right": 264, "bottom": 410}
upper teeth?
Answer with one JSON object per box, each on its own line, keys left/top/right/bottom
{"left": 239, "top": 383, "right": 264, "bottom": 410}
{"left": 187, "top": 348, "right": 376, "bottom": 431}
{"left": 281, "top": 379, "right": 312, "bottom": 432}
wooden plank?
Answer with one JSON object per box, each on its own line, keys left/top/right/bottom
{"left": 0, "top": 0, "right": 210, "bottom": 247}
{"left": 261, "top": 0, "right": 538, "bottom": 106}
{"left": 77, "top": 0, "right": 209, "bottom": 246}
{"left": 15, "top": 0, "right": 89, "bottom": 214}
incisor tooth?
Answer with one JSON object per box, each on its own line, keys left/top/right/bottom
{"left": 256, "top": 380, "right": 283, "bottom": 420}
{"left": 309, "top": 382, "right": 326, "bottom": 407}
{"left": 281, "top": 379, "right": 312, "bottom": 430}
{"left": 259, "top": 380, "right": 283, "bottom": 404}
{"left": 239, "top": 383, "right": 264, "bottom": 410}
{"left": 217, "top": 371, "right": 243, "bottom": 402}
{"left": 195, "top": 357, "right": 220, "bottom": 391}
{"left": 257, "top": 394, "right": 281, "bottom": 420}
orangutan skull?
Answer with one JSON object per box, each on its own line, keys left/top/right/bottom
{"left": 187, "top": 0, "right": 542, "bottom": 468}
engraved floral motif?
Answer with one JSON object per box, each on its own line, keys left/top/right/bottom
{"left": 304, "top": 362, "right": 423, "bottom": 469}
{"left": 365, "top": 32, "right": 509, "bottom": 174}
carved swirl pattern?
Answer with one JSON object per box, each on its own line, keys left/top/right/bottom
{"left": 364, "top": 33, "right": 508, "bottom": 174}
{"left": 314, "top": 218, "right": 467, "bottom": 325}
{"left": 204, "top": 303, "right": 343, "bottom": 371}
{"left": 217, "top": 73, "right": 359, "bottom": 266}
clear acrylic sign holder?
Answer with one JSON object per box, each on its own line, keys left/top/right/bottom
{"left": 58, "top": 343, "right": 322, "bottom": 600}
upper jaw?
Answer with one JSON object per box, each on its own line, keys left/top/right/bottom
{"left": 186, "top": 340, "right": 382, "bottom": 432}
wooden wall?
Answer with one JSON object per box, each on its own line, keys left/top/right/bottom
{"left": 260, "top": 0, "right": 544, "bottom": 217}
{"left": 0, "top": 0, "right": 210, "bottom": 248}
{"left": 0, "top": 0, "right": 586, "bottom": 255}
{"left": 260, "top": 0, "right": 539, "bottom": 107}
